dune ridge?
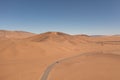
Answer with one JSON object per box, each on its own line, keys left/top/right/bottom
{"left": 0, "top": 30, "right": 35, "bottom": 39}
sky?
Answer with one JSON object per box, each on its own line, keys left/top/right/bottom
{"left": 0, "top": 0, "right": 120, "bottom": 35}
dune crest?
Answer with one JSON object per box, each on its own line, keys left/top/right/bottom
{"left": 0, "top": 30, "right": 35, "bottom": 39}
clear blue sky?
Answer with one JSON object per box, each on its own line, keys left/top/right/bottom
{"left": 0, "top": 0, "right": 120, "bottom": 35}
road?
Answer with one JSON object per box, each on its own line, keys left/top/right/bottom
{"left": 40, "top": 62, "right": 58, "bottom": 80}
{"left": 40, "top": 52, "right": 106, "bottom": 80}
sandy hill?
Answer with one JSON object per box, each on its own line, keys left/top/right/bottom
{"left": 26, "top": 32, "right": 73, "bottom": 42}
{"left": 0, "top": 30, "right": 35, "bottom": 39}
{"left": 25, "top": 32, "right": 92, "bottom": 44}
{"left": 0, "top": 31, "right": 120, "bottom": 80}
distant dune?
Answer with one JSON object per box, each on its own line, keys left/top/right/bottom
{"left": 0, "top": 30, "right": 35, "bottom": 39}
{"left": 0, "top": 30, "right": 120, "bottom": 80}
{"left": 25, "top": 32, "right": 93, "bottom": 45}
{"left": 26, "top": 32, "right": 73, "bottom": 42}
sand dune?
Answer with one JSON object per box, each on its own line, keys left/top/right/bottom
{"left": 0, "top": 30, "right": 120, "bottom": 80}
{"left": 0, "top": 30, "right": 35, "bottom": 39}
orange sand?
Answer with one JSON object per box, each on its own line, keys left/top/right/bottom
{"left": 0, "top": 30, "right": 120, "bottom": 80}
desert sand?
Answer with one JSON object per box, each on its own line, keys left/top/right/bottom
{"left": 0, "top": 30, "right": 120, "bottom": 80}
{"left": 49, "top": 53, "right": 120, "bottom": 80}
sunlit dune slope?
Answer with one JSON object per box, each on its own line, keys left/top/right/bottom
{"left": 49, "top": 53, "right": 120, "bottom": 80}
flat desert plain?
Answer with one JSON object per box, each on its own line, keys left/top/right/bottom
{"left": 0, "top": 30, "right": 120, "bottom": 80}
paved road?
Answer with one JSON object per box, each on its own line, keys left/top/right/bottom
{"left": 40, "top": 62, "right": 58, "bottom": 80}
{"left": 40, "top": 52, "right": 105, "bottom": 80}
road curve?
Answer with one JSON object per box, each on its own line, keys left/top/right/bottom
{"left": 40, "top": 52, "right": 105, "bottom": 80}
{"left": 40, "top": 62, "right": 58, "bottom": 80}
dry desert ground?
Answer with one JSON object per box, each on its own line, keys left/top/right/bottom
{"left": 0, "top": 30, "right": 120, "bottom": 80}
